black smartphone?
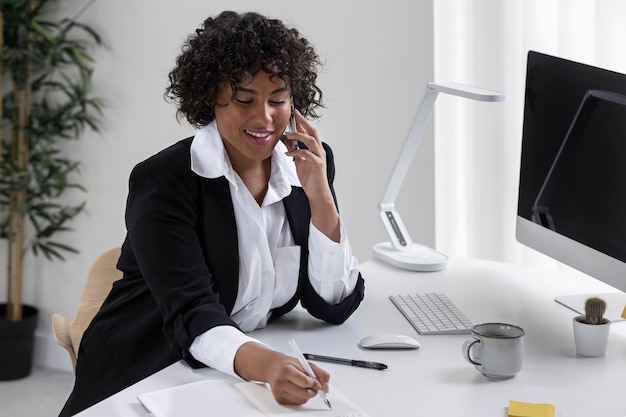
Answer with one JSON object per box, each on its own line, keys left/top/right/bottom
{"left": 288, "top": 110, "right": 299, "bottom": 149}
{"left": 281, "top": 98, "right": 307, "bottom": 150}
{"left": 290, "top": 103, "right": 309, "bottom": 150}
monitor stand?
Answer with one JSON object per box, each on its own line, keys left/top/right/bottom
{"left": 555, "top": 292, "right": 626, "bottom": 322}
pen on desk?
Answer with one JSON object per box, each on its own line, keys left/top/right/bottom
{"left": 303, "top": 353, "right": 388, "bottom": 371}
{"left": 288, "top": 339, "right": 332, "bottom": 410}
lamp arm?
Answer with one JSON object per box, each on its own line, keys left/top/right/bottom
{"left": 379, "top": 85, "right": 440, "bottom": 251}
{"left": 380, "top": 85, "right": 440, "bottom": 209}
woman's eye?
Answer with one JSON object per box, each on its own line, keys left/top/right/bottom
{"left": 233, "top": 97, "right": 288, "bottom": 106}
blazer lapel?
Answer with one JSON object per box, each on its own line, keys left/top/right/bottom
{"left": 283, "top": 186, "right": 311, "bottom": 246}
{"left": 200, "top": 177, "right": 240, "bottom": 313}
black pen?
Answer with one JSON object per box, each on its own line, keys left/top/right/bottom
{"left": 303, "top": 353, "right": 388, "bottom": 370}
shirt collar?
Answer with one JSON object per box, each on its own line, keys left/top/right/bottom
{"left": 190, "top": 121, "right": 301, "bottom": 195}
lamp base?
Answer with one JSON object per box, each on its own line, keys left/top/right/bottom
{"left": 373, "top": 242, "right": 448, "bottom": 272}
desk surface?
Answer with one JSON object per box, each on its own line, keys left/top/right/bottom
{"left": 76, "top": 257, "right": 626, "bottom": 417}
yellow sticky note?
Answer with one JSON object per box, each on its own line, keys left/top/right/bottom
{"left": 508, "top": 400, "right": 555, "bottom": 417}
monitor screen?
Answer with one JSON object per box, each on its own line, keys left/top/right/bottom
{"left": 516, "top": 51, "right": 626, "bottom": 298}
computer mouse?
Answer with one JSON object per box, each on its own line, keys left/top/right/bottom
{"left": 358, "top": 333, "right": 421, "bottom": 349}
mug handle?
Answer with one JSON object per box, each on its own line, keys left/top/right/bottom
{"left": 462, "top": 338, "right": 482, "bottom": 366}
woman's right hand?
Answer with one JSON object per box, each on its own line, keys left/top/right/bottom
{"left": 234, "top": 342, "right": 330, "bottom": 405}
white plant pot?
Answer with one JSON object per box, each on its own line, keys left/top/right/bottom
{"left": 572, "top": 316, "right": 611, "bottom": 357}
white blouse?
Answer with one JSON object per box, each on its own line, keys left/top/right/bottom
{"left": 188, "top": 122, "right": 360, "bottom": 378}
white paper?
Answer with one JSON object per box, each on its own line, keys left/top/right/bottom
{"left": 138, "top": 380, "right": 262, "bottom": 417}
{"left": 138, "top": 379, "right": 371, "bottom": 417}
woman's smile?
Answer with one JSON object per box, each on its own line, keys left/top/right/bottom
{"left": 244, "top": 129, "right": 275, "bottom": 145}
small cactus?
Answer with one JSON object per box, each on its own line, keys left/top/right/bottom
{"left": 584, "top": 297, "right": 607, "bottom": 324}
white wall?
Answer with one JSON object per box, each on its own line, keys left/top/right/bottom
{"left": 8, "top": 0, "right": 434, "bottom": 369}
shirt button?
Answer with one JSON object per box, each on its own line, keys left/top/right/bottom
{"left": 262, "top": 270, "right": 271, "bottom": 278}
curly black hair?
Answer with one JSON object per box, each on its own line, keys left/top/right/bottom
{"left": 165, "top": 11, "right": 324, "bottom": 128}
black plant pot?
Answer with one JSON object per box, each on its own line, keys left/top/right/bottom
{"left": 0, "top": 304, "right": 38, "bottom": 380}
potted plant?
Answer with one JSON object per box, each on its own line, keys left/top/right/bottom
{"left": 0, "top": 0, "right": 103, "bottom": 380}
{"left": 572, "top": 296, "right": 611, "bottom": 357}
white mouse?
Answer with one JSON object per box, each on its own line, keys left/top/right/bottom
{"left": 358, "top": 333, "right": 421, "bottom": 349}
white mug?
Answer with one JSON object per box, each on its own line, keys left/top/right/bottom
{"left": 462, "top": 322, "right": 525, "bottom": 379}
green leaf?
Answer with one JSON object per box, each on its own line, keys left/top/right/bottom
{"left": 31, "top": 20, "right": 56, "bottom": 44}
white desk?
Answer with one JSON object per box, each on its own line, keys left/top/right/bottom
{"left": 76, "top": 258, "right": 626, "bottom": 417}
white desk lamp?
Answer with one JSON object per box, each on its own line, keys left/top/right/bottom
{"left": 374, "top": 82, "right": 504, "bottom": 272}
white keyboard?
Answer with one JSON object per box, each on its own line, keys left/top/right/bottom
{"left": 389, "top": 292, "right": 473, "bottom": 335}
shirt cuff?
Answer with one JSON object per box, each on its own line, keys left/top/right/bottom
{"left": 189, "top": 325, "right": 263, "bottom": 379}
{"left": 308, "top": 219, "right": 360, "bottom": 304}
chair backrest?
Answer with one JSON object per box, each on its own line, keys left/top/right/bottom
{"left": 51, "top": 247, "right": 122, "bottom": 372}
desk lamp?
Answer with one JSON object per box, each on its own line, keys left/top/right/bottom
{"left": 374, "top": 82, "right": 504, "bottom": 272}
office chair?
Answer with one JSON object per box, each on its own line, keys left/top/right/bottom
{"left": 51, "top": 247, "right": 122, "bottom": 372}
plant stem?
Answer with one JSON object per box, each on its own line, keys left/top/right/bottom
{"left": 6, "top": 0, "right": 35, "bottom": 322}
{"left": 1, "top": 2, "right": 6, "bottom": 314}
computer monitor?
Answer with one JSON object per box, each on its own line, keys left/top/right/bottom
{"left": 516, "top": 51, "right": 626, "bottom": 320}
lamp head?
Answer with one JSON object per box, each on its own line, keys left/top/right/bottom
{"left": 428, "top": 82, "right": 504, "bottom": 102}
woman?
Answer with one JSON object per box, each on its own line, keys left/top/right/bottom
{"left": 60, "top": 10, "right": 365, "bottom": 416}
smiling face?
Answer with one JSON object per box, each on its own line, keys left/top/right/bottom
{"left": 214, "top": 71, "right": 292, "bottom": 171}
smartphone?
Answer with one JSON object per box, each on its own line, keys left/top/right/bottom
{"left": 288, "top": 99, "right": 297, "bottom": 134}
{"left": 281, "top": 98, "right": 307, "bottom": 150}
{"left": 288, "top": 99, "right": 302, "bottom": 150}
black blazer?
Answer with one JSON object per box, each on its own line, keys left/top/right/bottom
{"left": 60, "top": 137, "right": 365, "bottom": 416}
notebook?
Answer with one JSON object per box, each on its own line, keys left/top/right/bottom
{"left": 137, "top": 379, "right": 371, "bottom": 417}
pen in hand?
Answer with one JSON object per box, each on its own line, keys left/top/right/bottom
{"left": 288, "top": 339, "right": 332, "bottom": 410}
